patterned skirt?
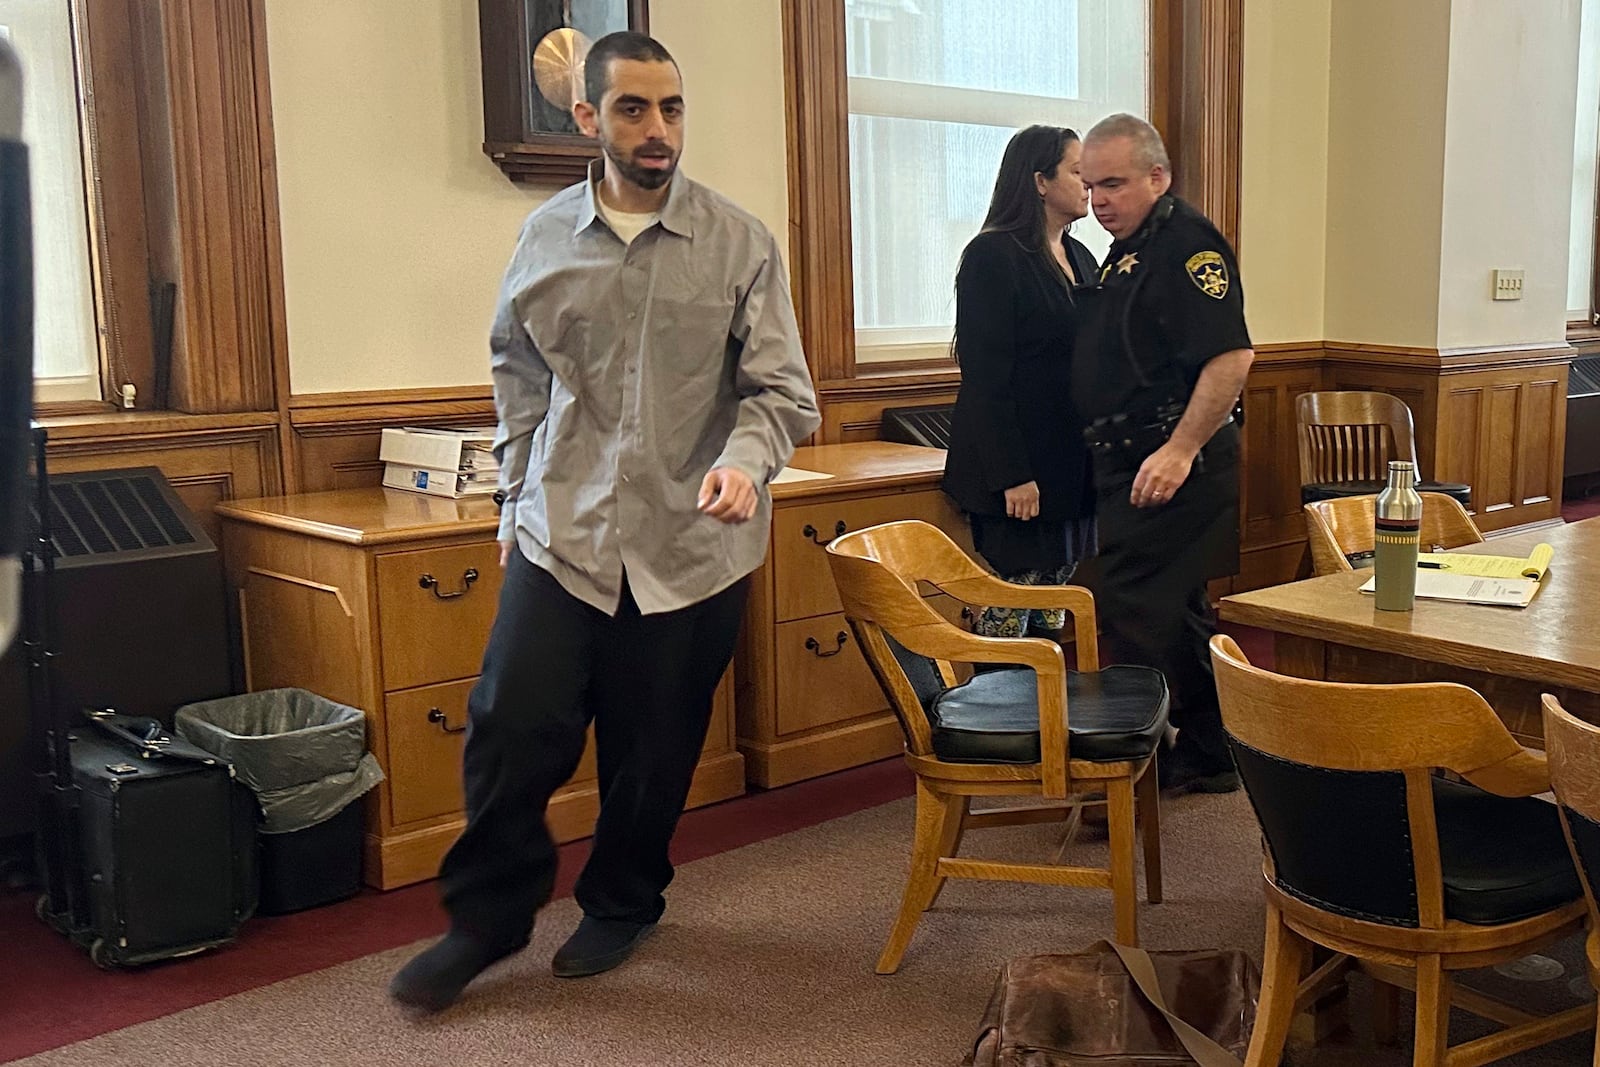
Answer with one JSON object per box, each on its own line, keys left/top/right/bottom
{"left": 967, "top": 514, "right": 1097, "bottom": 637}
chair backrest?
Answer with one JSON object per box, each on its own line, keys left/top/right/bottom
{"left": 1541, "top": 695, "right": 1600, "bottom": 938}
{"left": 1296, "top": 390, "right": 1420, "bottom": 487}
{"left": 1302, "top": 492, "right": 1486, "bottom": 575}
{"left": 829, "top": 520, "right": 1081, "bottom": 796}
{"left": 1210, "top": 633, "right": 1547, "bottom": 929}
{"left": 825, "top": 521, "right": 988, "bottom": 758}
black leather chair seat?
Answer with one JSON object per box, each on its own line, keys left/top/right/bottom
{"left": 1433, "top": 777, "right": 1583, "bottom": 925}
{"left": 1302, "top": 480, "right": 1472, "bottom": 508}
{"left": 926, "top": 665, "right": 1169, "bottom": 765}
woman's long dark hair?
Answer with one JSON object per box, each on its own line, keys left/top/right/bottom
{"left": 953, "top": 124, "right": 1078, "bottom": 363}
{"left": 981, "top": 124, "right": 1077, "bottom": 250}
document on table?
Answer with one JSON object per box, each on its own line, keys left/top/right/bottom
{"left": 1359, "top": 571, "right": 1540, "bottom": 608}
{"left": 771, "top": 466, "right": 834, "bottom": 485}
{"left": 1416, "top": 542, "right": 1554, "bottom": 580}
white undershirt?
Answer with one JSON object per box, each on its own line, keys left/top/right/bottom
{"left": 596, "top": 190, "right": 659, "bottom": 246}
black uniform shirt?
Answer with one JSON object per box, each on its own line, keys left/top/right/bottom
{"left": 1070, "top": 195, "right": 1252, "bottom": 423}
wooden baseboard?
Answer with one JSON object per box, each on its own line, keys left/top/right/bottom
{"left": 739, "top": 715, "right": 905, "bottom": 789}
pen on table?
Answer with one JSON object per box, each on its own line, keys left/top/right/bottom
{"left": 1417, "top": 561, "right": 1445, "bottom": 569}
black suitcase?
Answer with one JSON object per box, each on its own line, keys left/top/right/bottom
{"left": 55, "top": 714, "right": 258, "bottom": 967}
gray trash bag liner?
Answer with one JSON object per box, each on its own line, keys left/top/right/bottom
{"left": 174, "top": 688, "right": 384, "bottom": 835}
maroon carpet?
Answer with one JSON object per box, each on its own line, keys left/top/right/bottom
{"left": 1566, "top": 492, "right": 1600, "bottom": 523}
{"left": 0, "top": 758, "right": 917, "bottom": 1062}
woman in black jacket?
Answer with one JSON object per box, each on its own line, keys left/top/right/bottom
{"left": 942, "top": 125, "right": 1098, "bottom": 638}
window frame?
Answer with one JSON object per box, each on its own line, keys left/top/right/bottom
{"left": 842, "top": 4, "right": 1151, "bottom": 364}
{"left": 1572, "top": 158, "right": 1600, "bottom": 339}
{"left": 34, "top": 0, "right": 284, "bottom": 419}
{"left": 781, "top": 0, "right": 1243, "bottom": 392}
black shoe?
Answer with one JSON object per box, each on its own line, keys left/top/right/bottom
{"left": 389, "top": 930, "right": 526, "bottom": 1012}
{"left": 551, "top": 916, "right": 656, "bottom": 978}
{"left": 1158, "top": 750, "right": 1241, "bottom": 795}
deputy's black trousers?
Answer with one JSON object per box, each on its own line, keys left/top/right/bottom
{"left": 437, "top": 550, "right": 748, "bottom": 948}
{"left": 1091, "top": 424, "right": 1240, "bottom": 768}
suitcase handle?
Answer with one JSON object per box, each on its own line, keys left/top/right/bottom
{"left": 83, "top": 709, "right": 219, "bottom": 765}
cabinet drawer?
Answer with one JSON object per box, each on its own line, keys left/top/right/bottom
{"left": 772, "top": 490, "right": 962, "bottom": 622}
{"left": 384, "top": 681, "right": 472, "bottom": 825}
{"left": 377, "top": 542, "right": 504, "bottom": 690}
{"left": 774, "top": 613, "right": 891, "bottom": 736}
{"left": 384, "top": 680, "right": 599, "bottom": 826}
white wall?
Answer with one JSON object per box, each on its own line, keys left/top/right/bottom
{"left": 651, "top": 0, "right": 789, "bottom": 258}
{"left": 1436, "top": 0, "right": 1582, "bottom": 349}
{"left": 1238, "top": 0, "right": 1332, "bottom": 345}
{"left": 267, "top": 0, "right": 790, "bottom": 395}
{"left": 1323, "top": 0, "right": 1452, "bottom": 348}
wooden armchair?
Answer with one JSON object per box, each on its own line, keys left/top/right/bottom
{"left": 824, "top": 520, "right": 1168, "bottom": 972}
{"left": 1303, "top": 491, "right": 1485, "bottom": 575}
{"left": 1542, "top": 694, "right": 1600, "bottom": 1066}
{"left": 1296, "top": 390, "right": 1472, "bottom": 507}
{"left": 1211, "top": 634, "right": 1590, "bottom": 1066}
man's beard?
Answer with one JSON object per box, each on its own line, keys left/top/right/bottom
{"left": 601, "top": 139, "right": 678, "bottom": 191}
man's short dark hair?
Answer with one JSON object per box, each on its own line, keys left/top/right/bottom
{"left": 583, "top": 31, "right": 678, "bottom": 106}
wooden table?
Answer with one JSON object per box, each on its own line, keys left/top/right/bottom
{"left": 1219, "top": 517, "right": 1600, "bottom": 744}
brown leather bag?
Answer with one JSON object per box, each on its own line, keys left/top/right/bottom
{"left": 965, "top": 941, "right": 1260, "bottom": 1067}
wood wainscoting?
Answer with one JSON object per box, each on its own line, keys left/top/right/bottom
{"left": 816, "top": 371, "right": 959, "bottom": 444}
{"left": 37, "top": 341, "right": 1572, "bottom": 594}
{"left": 286, "top": 387, "right": 497, "bottom": 493}
{"left": 38, "top": 412, "right": 283, "bottom": 545}
{"left": 815, "top": 341, "right": 1573, "bottom": 591}
{"left": 1230, "top": 341, "right": 1574, "bottom": 590}
{"left": 37, "top": 392, "right": 498, "bottom": 544}
{"left": 1322, "top": 344, "right": 1571, "bottom": 534}
{"left": 1236, "top": 343, "right": 1327, "bottom": 591}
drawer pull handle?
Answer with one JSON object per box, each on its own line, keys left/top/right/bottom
{"left": 802, "top": 520, "right": 847, "bottom": 545}
{"left": 419, "top": 568, "right": 479, "bottom": 599}
{"left": 427, "top": 708, "right": 467, "bottom": 734}
{"left": 805, "top": 631, "right": 849, "bottom": 658}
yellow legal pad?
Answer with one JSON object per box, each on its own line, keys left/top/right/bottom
{"left": 1416, "top": 542, "right": 1554, "bottom": 580}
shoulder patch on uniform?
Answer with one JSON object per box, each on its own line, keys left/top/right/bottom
{"left": 1185, "top": 250, "right": 1229, "bottom": 299}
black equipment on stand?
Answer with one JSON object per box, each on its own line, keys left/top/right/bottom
{"left": 22, "top": 426, "right": 83, "bottom": 939}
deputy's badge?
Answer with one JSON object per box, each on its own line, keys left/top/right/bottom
{"left": 1114, "top": 252, "right": 1140, "bottom": 275}
{"left": 1185, "top": 251, "right": 1229, "bottom": 299}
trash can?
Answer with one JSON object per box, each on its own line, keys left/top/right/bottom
{"left": 175, "top": 689, "right": 384, "bottom": 915}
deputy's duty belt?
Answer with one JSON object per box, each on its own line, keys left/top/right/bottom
{"left": 1082, "top": 401, "right": 1187, "bottom": 459}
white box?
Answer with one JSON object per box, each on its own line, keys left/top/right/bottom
{"left": 379, "top": 426, "right": 499, "bottom": 474}
{"left": 383, "top": 462, "right": 498, "bottom": 499}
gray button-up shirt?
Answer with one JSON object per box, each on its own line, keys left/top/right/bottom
{"left": 492, "top": 163, "right": 821, "bottom": 615}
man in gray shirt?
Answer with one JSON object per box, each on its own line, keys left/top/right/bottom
{"left": 391, "top": 31, "right": 819, "bottom": 1013}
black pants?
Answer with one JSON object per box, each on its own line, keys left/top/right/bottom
{"left": 438, "top": 550, "right": 749, "bottom": 948}
{"left": 1091, "top": 424, "right": 1240, "bottom": 768}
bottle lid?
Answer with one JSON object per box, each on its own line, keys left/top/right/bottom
{"left": 1388, "top": 460, "right": 1415, "bottom": 471}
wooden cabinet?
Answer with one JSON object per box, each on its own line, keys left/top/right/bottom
{"left": 215, "top": 489, "right": 744, "bottom": 890}
{"left": 735, "top": 443, "right": 970, "bottom": 787}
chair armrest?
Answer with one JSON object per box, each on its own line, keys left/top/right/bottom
{"left": 889, "top": 619, "right": 1072, "bottom": 798}
{"left": 1460, "top": 749, "right": 1551, "bottom": 798}
{"left": 937, "top": 575, "right": 1100, "bottom": 671}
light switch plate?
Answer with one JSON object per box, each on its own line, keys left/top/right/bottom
{"left": 1492, "top": 269, "right": 1525, "bottom": 301}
